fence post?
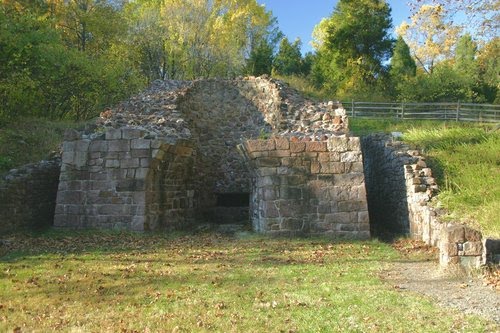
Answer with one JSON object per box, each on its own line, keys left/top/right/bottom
{"left": 351, "top": 100, "right": 355, "bottom": 117}
{"left": 456, "top": 101, "right": 460, "bottom": 122}
{"left": 401, "top": 102, "right": 405, "bottom": 120}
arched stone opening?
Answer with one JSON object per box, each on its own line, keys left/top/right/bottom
{"left": 177, "top": 80, "right": 278, "bottom": 225}
{"left": 145, "top": 141, "right": 196, "bottom": 230}
{"left": 361, "top": 134, "right": 411, "bottom": 241}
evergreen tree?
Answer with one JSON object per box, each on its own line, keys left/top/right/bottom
{"left": 454, "top": 33, "right": 478, "bottom": 76}
{"left": 311, "top": 0, "right": 394, "bottom": 98}
{"left": 273, "top": 37, "right": 303, "bottom": 76}
{"left": 246, "top": 39, "right": 274, "bottom": 76}
{"left": 390, "top": 36, "right": 416, "bottom": 79}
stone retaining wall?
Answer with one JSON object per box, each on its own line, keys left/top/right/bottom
{"left": 0, "top": 159, "right": 60, "bottom": 233}
{"left": 362, "top": 134, "right": 496, "bottom": 268}
{"left": 243, "top": 137, "right": 370, "bottom": 238}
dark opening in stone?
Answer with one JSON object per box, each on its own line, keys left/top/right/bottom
{"left": 216, "top": 193, "right": 250, "bottom": 207}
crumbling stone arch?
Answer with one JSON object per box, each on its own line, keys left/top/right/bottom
{"left": 145, "top": 141, "right": 195, "bottom": 230}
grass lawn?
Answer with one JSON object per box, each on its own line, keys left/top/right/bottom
{"left": 0, "top": 231, "right": 495, "bottom": 332}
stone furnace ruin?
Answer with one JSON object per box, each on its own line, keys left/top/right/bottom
{"left": 54, "top": 76, "right": 370, "bottom": 238}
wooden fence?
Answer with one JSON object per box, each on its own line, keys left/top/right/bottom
{"left": 343, "top": 101, "right": 500, "bottom": 123}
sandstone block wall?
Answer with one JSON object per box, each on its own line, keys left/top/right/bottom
{"left": 439, "top": 225, "right": 484, "bottom": 268}
{"left": 0, "top": 159, "right": 60, "bottom": 233}
{"left": 54, "top": 128, "right": 195, "bottom": 231}
{"left": 243, "top": 137, "right": 370, "bottom": 239}
{"left": 178, "top": 80, "right": 274, "bottom": 219}
{"left": 361, "top": 134, "right": 496, "bottom": 268}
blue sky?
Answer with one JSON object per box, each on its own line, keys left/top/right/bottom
{"left": 258, "top": 0, "right": 411, "bottom": 54}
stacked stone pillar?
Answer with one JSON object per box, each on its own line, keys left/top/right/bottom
{"left": 54, "top": 128, "right": 195, "bottom": 231}
{"left": 243, "top": 137, "right": 370, "bottom": 239}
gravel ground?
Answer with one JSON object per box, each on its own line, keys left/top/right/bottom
{"left": 381, "top": 259, "right": 500, "bottom": 326}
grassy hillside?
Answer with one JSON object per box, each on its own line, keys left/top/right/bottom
{"left": 351, "top": 119, "right": 500, "bottom": 238}
{"left": 403, "top": 124, "right": 499, "bottom": 238}
{"left": 0, "top": 118, "right": 85, "bottom": 176}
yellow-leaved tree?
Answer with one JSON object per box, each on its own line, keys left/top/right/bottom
{"left": 396, "top": 4, "right": 461, "bottom": 74}
{"left": 121, "top": 0, "right": 275, "bottom": 81}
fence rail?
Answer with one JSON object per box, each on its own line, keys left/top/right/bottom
{"left": 343, "top": 101, "right": 500, "bottom": 123}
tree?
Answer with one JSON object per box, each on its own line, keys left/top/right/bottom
{"left": 124, "top": 0, "right": 277, "bottom": 80}
{"left": 245, "top": 16, "right": 282, "bottom": 76}
{"left": 311, "top": 0, "right": 393, "bottom": 98}
{"left": 0, "top": 1, "right": 143, "bottom": 121}
{"left": 44, "top": 0, "right": 126, "bottom": 56}
{"left": 408, "top": 0, "right": 499, "bottom": 39}
{"left": 396, "top": 4, "right": 460, "bottom": 74}
{"left": 273, "top": 37, "right": 303, "bottom": 76}
{"left": 390, "top": 37, "right": 417, "bottom": 79}
{"left": 389, "top": 36, "right": 417, "bottom": 99}
{"left": 397, "top": 63, "right": 478, "bottom": 102}
{"left": 454, "top": 34, "right": 478, "bottom": 76}
{"left": 477, "top": 38, "right": 500, "bottom": 103}
{"left": 246, "top": 39, "right": 274, "bottom": 76}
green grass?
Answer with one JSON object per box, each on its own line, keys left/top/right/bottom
{"left": 0, "top": 117, "right": 85, "bottom": 176}
{"left": 403, "top": 126, "right": 500, "bottom": 238}
{"left": 273, "top": 74, "right": 332, "bottom": 101}
{"left": 0, "top": 232, "right": 495, "bottom": 332}
{"left": 350, "top": 119, "right": 500, "bottom": 238}
{"left": 349, "top": 118, "right": 496, "bottom": 137}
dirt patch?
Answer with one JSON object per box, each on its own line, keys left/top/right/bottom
{"left": 381, "top": 239, "right": 500, "bottom": 325}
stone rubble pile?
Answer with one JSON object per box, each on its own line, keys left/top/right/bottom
{"left": 96, "top": 80, "right": 193, "bottom": 142}
{"left": 95, "top": 76, "right": 349, "bottom": 143}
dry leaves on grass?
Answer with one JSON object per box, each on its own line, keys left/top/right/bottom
{"left": 483, "top": 266, "right": 500, "bottom": 291}
{"left": 391, "top": 238, "right": 439, "bottom": 259}
{"left": 0, "top": 232, "right": 233, "bottom": 258}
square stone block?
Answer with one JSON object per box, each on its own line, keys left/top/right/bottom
{"left": 256, "top": 167, "right": 277, "bottom": 177}
{"left": 311, "top": 161, "right": 320, "bottom": 174}
{"left": 321, "top": 162, "right": 345, "bottom": 174}
{"left": 440, "top": 225, "right": 465, "bottom": 244}
{"left": 131, "top": 139, "right": 151, "bottom": 150}
{"left": 269, "top": 150, "right": 290, "bottom": 157}
{"left": 105, "top": 159, "right": 120, "bottom": 168}
{"left": 338, "top": 200, "right": 366, "bottom": 212}
{"left": 463, "top": 241, "right": 483, "bottom": 256}
{"left": 305, "top": 141, "right": 327, "bottom": 152}
{"left": 108, "top": 140, "right": 130, "bottom": 152}
{"left": 327, "top": 137, "right": 349, "bottom": 152}
{"left": 358, "top": 211, "right": 369, "bottom": 223}
{"left": 246, "top": 139, "right": 276, "bottom": 152}
{"left": 105, "top": 128, "right": 122, "bottom": 140}
{"left": 333, "top": 173, "right": 364, "bottom": 186}
{"left": 122, "top": 128, "right": 144, "bottom": 140}
{"left": 89, "top": 140, "right": 108, "bottom": 152}
{"left": 318, "top": 153, "right": 330, "bottom": 162}
{"left": 347, "top": 137, "right": 361, "bottom": 150}
{"left": 290, "top": 142, "right": 306, "bottom": 153}
{"left": 274, "top": 137, "right": 290, "bottom": 150}
{"left": 280, "top": 186, "right": 302, "bottom": 200}
{"left": 340, "top": 151, "right": 361, "bottom": 162}
{"left": 255, "top": 157, "right": 281, "bottom": 167}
